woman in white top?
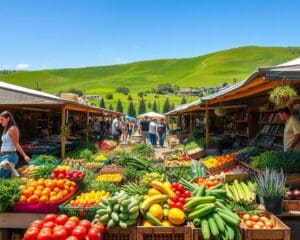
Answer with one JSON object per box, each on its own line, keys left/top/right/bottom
{"left": 0, "top": 111, "right": 30, "bottom": 178}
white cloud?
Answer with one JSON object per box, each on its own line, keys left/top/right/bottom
{"left": 0, "top": 64, "right": 10, "bottom": 69}
{"left": 15, "top": 63, "right": 30, "bottom": 70}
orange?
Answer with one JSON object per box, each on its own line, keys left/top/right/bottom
{"left": 19, "top": 185, "right": 26, "bottom": 191}
{"left": 62, "top": 190, "right": 69, "bottom": 197}
{"left": 37, "top": 179, "right": 45, "bottom": 186}
{"left": 70, "top": 181, "right": 76, "bottom": 187}
{"left": 50, "top": 191, "right": 56, "bottom": 197}
{"left": 34, "top": 190, "right": 42, "bottom": 197}
{"left": 23, "top": 189, "right": 32, "bottom": 198}
{"left": 27, "top": 187, "right": 35, "bottom": 194}
{"left": 49, "top": 196, "right": 59, "bottom": 202}
{"left": 42, "top": 189, "right": 51, "bottom": 196}
{"left": 54, "top": 187, "right": 61, "bottom": 193}
{"left": 36, "top": 185, "right": 44, "bottom": 191}
{"left": 69, "top": 186, "right": 75, "bottom": 192}
{"left": 57, "top": 180, "right": 64, "bottom": 188}
{"left": 39, "top": 196, "right": 48, "bottom": 203}
{"left": 27, "top": 195, "right": 39, "bottom": 203}
{"left": 20, "top": 195, "right": 27, "bottom": 202}
{"left": 148, "top": 204, "right": 163, "bottom": 221}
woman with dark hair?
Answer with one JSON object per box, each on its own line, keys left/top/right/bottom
{"left": 0, "top": 111, "right": 30, "bottom": 178}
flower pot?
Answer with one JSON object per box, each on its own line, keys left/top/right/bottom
{"left": 263, "top": 197, "right": 283, "bottom": 215}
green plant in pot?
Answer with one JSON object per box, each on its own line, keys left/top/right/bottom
{"left": 254, "top": 168, "right": 286, "bottom": 215}
{"left": 269, "top": 85, "right": 297, "bottom": 107}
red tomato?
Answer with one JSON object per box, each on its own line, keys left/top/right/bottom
{"left": 43, "top": 221, "right": 56, "bottom": 229}
{"left": 64, "top": 220, "right": 77, "bottom": 235}
{"left": 66, "top": 236, "right": 79, "bottom": 240}
{"left": 251, "top": 215, "right": 260, "bottom": 222}
{"left": 72, "top": 225, "right": 87, "bottom": 240}
{"left": 175, "top": 202, "right": 183, "bottom": 209}
{"left": 37, "top": 228, "right": 52, "bottom": 240}
{"left": 69, "top": 216, "right": 80, "bottom": 225}
{"left": 24, "top": 227, "right": 39, "bottom": 240}
{"left": 178, "top": 197, "right": 185, "bottom": 204}
{"left": 183, "top": 190, "right": 191, "bottom": 198}
{"left": 87, "top": 227, "right": 102, "bottom": 240}
{"left": 53, "top": 169, "right": 60, "bottom": 177}
{"left": 56, "top": 214, "right": 69, "bottom": 225}
{"left": 53, "top": 226, "right": 68, "bottom": 240}
{"left": 168, "top": 201, "right": 176, "bottom": 209}
{"left": 79, "top": 219, "right": 91, "bottom": 230}
{"left": 242, "top": 214, "right": 251, "bottom": 221}
{"left": 93, "top": 223, "right": 105, "bottom": 234}
{"left": 58, "top": 173, "right": 65, "bottom": 179}
{"left": 171, "top": 195, "right": 179, "bottom": 202}
{"left": 175, "top": 190, "right": 181, "bottom": 196}
{"left": 30, "top": 220, "right": 44, "bottom": 229}
{"left": 245, "top": 220, "right": 254, "bottom": 228}
{"left": 171, "top": 182, "right": 179, "bottom": 190}
{"left": 44, "top": 214, "right": 57, "bottom": 223}
{"left": 177, "top": 184, "right": 185, "bottom": 192}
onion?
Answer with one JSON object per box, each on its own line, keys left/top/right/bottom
{"left": 285, "top": 190, "right": 293, "bottom": 200}
{"left": 293, "top": 189, "right": 300, "bottom": 200}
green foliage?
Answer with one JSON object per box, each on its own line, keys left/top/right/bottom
{"left": 109, "top": 103, "right": 113, "bottom": 110}
{"left": 115, "top": 99, "right": 124, "bottom": 113}
{"left": 0, "top": 178, "right": 24, "bottom": 212}
{"left": 269, "top": 86, "right": 297, "bottom": 107}
{"left": 99, "top": 98, "right": 106, "bottom": 108}
{"left": 123, "top": 166, "right": 146, "bottom": 181}
{"left": 166, "top": 167, "right": 192, "bottom": 182}
{"left": 138, "top": 98, "right": 146, "bottom": 114}
{"left": 116, "top": 87, "right": 129, "bottom": 95}
{"left": 147, "top": 101, "right": 152, "bottom": 109}
{"left": 127, "top": 101, "right": 136, "bottom": 118}
{"left": 138, "top": 91, "right": 145, "bottom": 98}
{"left": 127, "top": 95, "right": 133, "bottom": 101}
{"left": 181, "top": 97, "right": 187, "bottom": 104}
{"left": 162, "top": 97, "right": 171, "bottom": 113}
{"left": 106, "top": 93, "right": 113, "bottom": 99}
{"left": 89, "top": 181, "right": 119, "bottom": 193}
{"left": 152, "top": 100, "right": 158, "bottom": 112}
{"left": 156, "top": 83, "right": 174, "bottom": 94}
{"left": 132, "top": 143, "right": 154, "bottom": 156}
{"left": 81, "top": 169, "right": 96, "bottom": 191}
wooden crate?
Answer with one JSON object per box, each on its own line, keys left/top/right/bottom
{"left": 187, "top": 149, "right": 206, "bottom": 160}
{"left": 224, "top": 170, "right": 251, "bottom": 183}
{"left": 283, "top": 200, "right": 300, "bottom": 211}
{"left": 137, "top": 224, "right": 191, "bottom": 240}
{"left": 191, "top": 222, "right": 217, "bottom": 240}
{"left": 203, "top": 159, "right": 238, "bottom": 175}
{"left": 240, "top": 212, "right": 291, "bottom": 240}
{"left": 104, "top": 226, "right": 137, "bottom": 240}
{"left": 286, "top": 174, "right": 300, "bottom": 185}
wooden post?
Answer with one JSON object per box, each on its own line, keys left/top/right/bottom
{"left": 61, "top": 105, "right": 66, "bottom": 160}
{"left": 86, "top": 109, "right": 89, "bottom": 141}
{"left": 205, "top": 104, "right": 209, "bottom": 147}
{"left": 189, "top": 111, "right": 193, "bottom": 138}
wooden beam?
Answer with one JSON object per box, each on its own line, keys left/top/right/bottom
{"left": 205, "top": 104, "right": 209, "bottom": 147}
{"left": 189, "top": 111, "right": 192, "bottom": 138}
{"left": 61, "top": 104, "right": 66, "bottom": 160}
{"left": 86, "top": 109, "right": 90, "bottom": 141}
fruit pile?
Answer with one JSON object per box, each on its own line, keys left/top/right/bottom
{"left": 168, "top": 182, "right": 191, "bottom": 210}
{"left": 96, "top": 174, "right": 122, "bottom": 182}
{"left": 19, "top": 179, "right": 77, "bottom": 203}
{"left": 195, "top": 177, "right": 221, "bottom": 189}
{"left": 50, "top": 168, "right": 85, "bottom": 180}
{"left": 202, "top": 153, "right": 236, "bottom": 169}
{"left": 23, "top": 214, "right": 104, "bottom": 240}
{"left": 241, "top": 213, "right": 275, "bottom": 229}
{"left": 94, "top": 154, "right": 107, "bottom": 162}
{"left": 68, "top": 191, "right": 110, "bottom": 208}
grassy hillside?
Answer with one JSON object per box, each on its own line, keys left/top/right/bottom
{"left": 1, "top": 46, "right": 300, "bottom": 113}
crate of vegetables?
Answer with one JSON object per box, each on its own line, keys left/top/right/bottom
{"left": 239, "top": 212, "right": 290, "bottom": 240}
{"left": 50, "top": 167, "right": 85, "bottom": 186}
{"left": 201, "top": 153, "right": 237, "bottom": 175}
{"left": 13, "top": 179, "right": 78, "bottom": 213}
{"left": 59, "top": 190, "right": 111, "bottom": 220}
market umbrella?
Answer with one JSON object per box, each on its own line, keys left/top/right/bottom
{"left": 138, "top": 111, "right": 166, "bottom": 119}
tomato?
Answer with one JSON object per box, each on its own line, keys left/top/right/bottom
{"left": 175, "top": 202, "right": 183, "bottom": 209}
{"left": 177, "top": 184, "right": 185, "bottom": 192}
{"left": 175, "top": 191, "right": 181, "bottom": 196}
{"left": 87, "top": 227, "right": 102, "bottom": 240}
{"left": 24, "top": 227, "right": 39, "bottom": 240}
{"left": 58, "top": 173, "right": 65, "bottom": 179}
{"left": 178, "top": 197, "right": 185, "bottom": 204}
{"left": 245, "top": 220, "right": 254, "bottom": 228}
{"left": 44, "top": 214, "right": 57, "bottom": 223}
{"left": 168, "top": 201, "right": 176, "bottom": 209}
{"left": 242, "top": 214, "right": 251, "bottom": 221}
{"left": 30, "top": 220, "right": 44, "bottom": 229}
{"left": 171, "top": 182, "right": 179, "bottom": 190}
{"left": 56, "top": 214, "right": 69, "bottom": 225}
{"left": 93, "top": 223, "right": 105, "bottom": 234}
{"left": 256, "top": 221, "right": 265, "bottom": 228}
{"left": 66, "top": 236, "right": 79, "bottom": 240}
{"left": 79, "top": 219, "right": 91, "bottom": 230}
{"left": 259, "top": 216, "right": 269, "bottom": 224}
{"left": 64, "top": 220, "right": 77, "bottom": 235}
{"left": 72, "top": 172, "right": 79, "bottom": 179}
{"left": 171, "top": 195, "right": 179, "bottom": 202}
{"left": 183, "top": 190, "right": 191, "bottom": 198}
{"left": 53, "top": 169, "right": 60, "bottom": 177}
{"left": 72, "top": 225, "right": 87, "bottom": 240}
{"left": 37, "top": 228, "right": 52, "bottom": 240}
{"left": 266, "top": 220, "right": 275, "bottom": 229}
{"left": 251, "top": 215, "right": 260, "bottom": 222}
{"left": 53, "top": 226, "right": 68, "bottom": 240}
{"left": 69, "top": 216, "right": 80, "bottom": 225}
{"left": 43, "top": 221, "right": 56, "bottom": 229}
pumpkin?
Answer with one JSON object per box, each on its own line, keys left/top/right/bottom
{"left": 168, "top": 208, "right": 185, "bottom": 225}
{"left": 148, "top": 204, "right": 163, "bottom": 221}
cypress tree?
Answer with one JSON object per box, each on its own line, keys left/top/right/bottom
{"left": 138, "top": 98, "right": 147, "bottom": 115}
{"left": 100, "top": 98, "right": 106, "bottom": 108}
{"left": 152, "top": 100, "right": 158, "bottom": 112}
{"left": 115, "top": 99, "right": 124, "bottom": 113}
{"left": 163, "top": 98, "right": 171, "bottom": 113}
{"left": 127, "top": 101, "right": 136, "bottom": 117}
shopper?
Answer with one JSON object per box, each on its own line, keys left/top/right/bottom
{"left": 139, "top": 116, "right": 150, "bottom": 144}
{"left": 121, "top": 119, "right": 129, "bottom": 141}
{"left": 0, "top": 111, "right": 30, "bottom": 178}
{"left": 157, "top": 118, "right": 167, "bottom": 148}
{"left": 278, "top": 107, "right": 300, "bottom": 152}
{"left": 112, "top": 115, "right": 121, "bottom": 144}
{"left": 128, "top": 120, "right": 135, "bottom": 139}
{"left": 149, "top": 119, "right": 158, "bottom": 147}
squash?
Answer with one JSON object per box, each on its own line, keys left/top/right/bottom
{"left": 148, "top": 204, "right": 163, "bottom": 221}
{"left": 168, "top": 208, "right": 185, "bottom": 225}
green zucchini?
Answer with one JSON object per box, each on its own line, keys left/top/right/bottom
{"left": 201, "top": 219, "right": 211, "bottom": 240}
{"left": 208, "top": 215, "right": 219, "bottom": 237}
{"left": 187, "top": 204, "right": 215, "bottom": 220}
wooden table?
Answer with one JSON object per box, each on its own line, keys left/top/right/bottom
{"left": 0, "top": 213, "right": 46, "bottom": 240}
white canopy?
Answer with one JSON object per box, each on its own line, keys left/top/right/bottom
{"left": 138, "top": 111, "right": 166, "bottom": 119}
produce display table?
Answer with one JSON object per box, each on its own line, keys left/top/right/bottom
{"left": 0, "top": 213, "right": 46, "bottom": 240}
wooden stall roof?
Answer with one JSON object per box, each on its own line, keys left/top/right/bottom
{"left": 165, "top": 99, "right": 202, "bottom": 116}
{"left": 0, "top": 81, "right": 121, "bottom": 116}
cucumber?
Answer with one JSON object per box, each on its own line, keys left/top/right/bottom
{"left": 208, "top": 215, "right": 219, "bottom": 237}
{"left": 119, "top": 221, "right": 127, "bottom": 229}
{"left": 107, "top": 206, "right": 112, "bottom": 214}
{"left": 193, "top": 203, "right": 212, "bottom": 211}
{"left": 121, "top": 199, "right": 132, "bottom": 207}
{"left": 184, "top": 196, "right": 216, "bottom": 211}
{"left": 128, "top": 201, "right": 138, "bottom": 209}
{"left": 192, "top": 218, "right": 201, "bottom": 227}
{"left": 217, "top": 211, "right": 240, "bottom": 226}
{"left": 108, "top": 198, "right": 118, "bottom": 205}
{"left": 145, "top": 212, "right": 163, "bottom": 226}
{"left": 225, "top": 225, "right": 235, "bottom": 240}
{"left": 201, "top": 219, "right": 210, "bottom": 240}
{"left": 111, "top": 212, "right": 119, "bottom": 222}
{"left": 107, "top": 219, "right": 115, "bottom": 227}
{"left": 98, "top": 203, "right": 108, "bottom": 209}
{"left": 233, "top": 226, "right": 241, "bottom": 240}
{"left": 213, "top": 213, "right": 225, "bottom": 233}
{"left": 216, "top": 208, "right": 240, "bottom": 223}
{"left": 101, "top": 198, "right": 109, "bottom": 205}
{"left": 188, "top": 204, "right": 215, "bottom": 220}
{"left": 196, "top": 185, "right": 206, "bottom": 197}
{"left": 126, "top": 219, "right": 137, "bottom": 226}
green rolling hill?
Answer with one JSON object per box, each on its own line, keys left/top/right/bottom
{"left": 1, "top": 46, "right": 300, "bottom": 112}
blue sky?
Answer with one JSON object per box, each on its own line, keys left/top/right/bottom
{"left": 1, "top": 0, "right": 300, "bottom": 70}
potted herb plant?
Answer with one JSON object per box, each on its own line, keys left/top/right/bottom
{"left": 269, "top": 85, "right": 297, "bottom": 107}
{"left": 254, "top": 168, "right": 286, "bottom": 215}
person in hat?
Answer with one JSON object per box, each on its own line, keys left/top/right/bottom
{"left": 278, "top": 107, "right": 300, "bottom": 152}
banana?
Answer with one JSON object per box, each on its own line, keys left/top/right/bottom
{"left": 152, "top": 181, "right": 175, "bottom": 198}
{"left": 141, "top": 194, "right": 168, "bottom": 211}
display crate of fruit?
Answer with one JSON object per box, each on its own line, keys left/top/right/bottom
{"left": 99, "top": 164, "right": 124, "bottom": 174}
{"left": 104, "top": 226, "right": 137, "bottom": 240}
{"left": 96, "top": 173, "right": 123, "bottom": 185}
{"left": 239, "top": 212, "right": 290, "bottom": 240}
{"left": 186, "top": 147, "right": 206, "bottom": 160}
{"left": 222, "top": 165, "right": 251, "bottom": 183}
{"left": 59, "top": 190, "right": 111, "bottom": 220}
{"left": 201, "top": 154, "right": 237, "bottom": 175}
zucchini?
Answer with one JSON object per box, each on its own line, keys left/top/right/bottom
{"left": 126, "top": 219, "right": 137, "bottom": 226}
{"left": 192, "top": 218, "right": 201, "bottom": 227}
{"left": 216, "top": 208, "right": 240, "bottom": 223}
{"left": 213, "top": 213, "right": 225, "bottom": 233}
{"left": 129, "top": 211, "right": 139, "bottom": 220}
{"left": 113, "top": 204, "right": 120, "bottom": 212}
{"left": 196, "top": 185, "right": 206, "bottom": 197}
{"left": 96, "top": 209, "right": 108, "bottom": 216}
{"left": 233, "top": 226, "right": 241, "bottom": 240}
{"left": 101, "top": 198, "right": 109, "bottom": 205}
{"left": 208, "top": 215, "right": 219, "bottom": 237}
{"left": 184, "top": 196, "right": 216, "bottom": 211}
{"left": 107, "top": 219, "right": 115, "bottom": 227}
{"left": 225, "top": 225, "right": 235, "bottom": 240}
{"left": 187, "top": 204, "right": 215, "bottom": 220}
{"left": 201, "top": 219, "right": 211, "bottom": 240}
{"left": 218, "top": 211, "right": 240, "bottom": 226}
{"left": 144, "top": 212, "right": 163, "bottom": 226}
